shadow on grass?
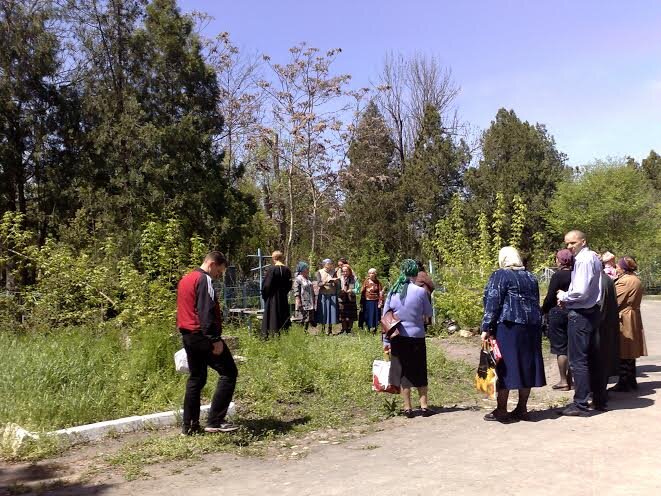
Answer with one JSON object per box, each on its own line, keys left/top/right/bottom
{"left": 238, "top": 416, "right": 312, "bottom": 439}
{"left": 0, "top": 462, "right": 111, "bottom": 495}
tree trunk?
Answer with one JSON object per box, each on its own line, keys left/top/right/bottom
{"left": 309, "top": 178, "right": 318, "bottom": 260}
{"left": 270, "top": 133, "right": 288, "bottom": 246}
{"left": 286, "top": 163, "right": 294, "bottom": 266}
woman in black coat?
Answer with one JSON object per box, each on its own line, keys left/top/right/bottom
{"left": 541, "top": 249, "right": 574, "bottom": 390}
{"left": 261, "top": 250, "right": 292, "bottom": 339}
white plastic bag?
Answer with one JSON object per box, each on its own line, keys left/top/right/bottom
{"left": 174, "top": 348, "right": 189, "bottom": 374}
{"left": 227, "top": 401, "right": 236, "bottom": 419}
{"left": 371, "top": 359, "right": 400, "bottom": 394}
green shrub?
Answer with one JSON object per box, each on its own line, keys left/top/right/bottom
{"left": 434, "top": 267, "right": 487, "bottom": 329}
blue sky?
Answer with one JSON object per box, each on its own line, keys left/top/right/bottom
{"left": 180, "top": 0, "right": 661, "bottom": 166}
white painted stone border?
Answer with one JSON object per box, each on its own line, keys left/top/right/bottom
{"left": 50, "top": 404, "right": 211, "bottom": 443}
{"left": 6, "top": 402, "right": 236, "bottom": 450}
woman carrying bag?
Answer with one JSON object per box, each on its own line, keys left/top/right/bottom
{"left": 382, "top": 259, "right": 434, "bottom": 418}
{"left": 480, "top": 246, "right": 546, "bottom": 423}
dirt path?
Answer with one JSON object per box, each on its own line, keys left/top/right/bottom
{"left": 5, "top": 301, "right": 661, "bottom": 495}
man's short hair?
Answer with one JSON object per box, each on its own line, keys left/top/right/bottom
{"left": 566, "top": 229, "right": 586, "bottom": 241}
{"left": 204, "top": 251, "right": 227, "bottom": 266}
{"left": 338, "top": 257, "right": 348, "bottom": 264}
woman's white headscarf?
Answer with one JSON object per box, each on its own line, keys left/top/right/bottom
{"left": 498, "top": 246, "right": 525, "bottom": 270}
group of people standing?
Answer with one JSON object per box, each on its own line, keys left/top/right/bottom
{"left": 543, "top": 242, "right": 647, "bottom": 400}
{"left": 174, "top": 229, "right": 648, "bottom": 435}
{"left": 479, "top": 230, "right": 647, "bottom": 423}
{"left": 260, "top": 254, "right": 387, "bottom": 339}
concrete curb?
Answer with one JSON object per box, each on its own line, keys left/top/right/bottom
{"left": 6, "top": 402, "right": 236, "bottom": 451}
{"left": 50, "top": 405, "right": 211, "bottom": 443}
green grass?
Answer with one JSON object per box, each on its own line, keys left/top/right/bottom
{"left": 0, "top": 323, "right": 185, "bottom": 432}
{"left": 1, "top": 324, "right": 475, "bottom": 468}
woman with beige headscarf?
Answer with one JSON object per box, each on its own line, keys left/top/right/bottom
{"left": 480, "top": 246, "right": 546, "bottom": 423}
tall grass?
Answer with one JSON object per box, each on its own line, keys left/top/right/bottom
{"left": 1, "top": 324, "right": 475, "bottom": 436}
{"left": 0, "top": 323, "right": 185, "bottom": 431}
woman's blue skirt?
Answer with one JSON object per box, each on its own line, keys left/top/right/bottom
{"left": 495, "top": 322, "right": 546, "bottom": 390}
{"left": 363, "top": 299, "right": 381, "bottom": 329}
{"left": 316, "top": 294, "right": 339, "bottom": 325}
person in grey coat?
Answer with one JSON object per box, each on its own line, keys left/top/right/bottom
{"left": 293, "top": 261, "right": 316, "bottom": 332}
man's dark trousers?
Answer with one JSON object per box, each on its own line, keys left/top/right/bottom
{"left": 567, "top": 306, "right": 600, "bottom": 411}
{"left": 589, "top": 315, "right": 609, "bottom": 408}
{"left": 181, "top": 332, "right": 238, "bottom": 428}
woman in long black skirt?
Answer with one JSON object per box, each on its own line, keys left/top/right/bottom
{"left": 261, "top": 250, "right": 292, "bottom": 339}
{"left": 383, "top": 259, "right": 434, "bottom": 418}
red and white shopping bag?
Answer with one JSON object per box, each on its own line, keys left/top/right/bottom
{"left": 489, "top": 337, "right": 502, "bottom": 363}
{"left": 372, "top": 359, "right": 400, "bottom": 394}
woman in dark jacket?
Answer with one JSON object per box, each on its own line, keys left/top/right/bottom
{"left": 541, "top": 249, "right": 574, "bottom": 390}
{"left": 481, "top": 246, "right": 546, "bottom": 423}
{"left": 261, "top": 250, "right": 292, "bottom": 339}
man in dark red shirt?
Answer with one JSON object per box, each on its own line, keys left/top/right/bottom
{"left": 177, "top": 251, "right": 238, "bottom": 435}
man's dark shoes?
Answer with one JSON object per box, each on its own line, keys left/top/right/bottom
{"left": 403, "top": 409, "right": 415, "bottom": 418}
{"left": 560, "top": 405, "right": 589, "bottom": 417}
{"left": 182, "top": 423, "right": 204, "bottom": 436}
{"left": 609, "top": 382, "right": 631, "bottom": 393}
{"left": 421, "top": 408, "right": 434, "bottom": 417}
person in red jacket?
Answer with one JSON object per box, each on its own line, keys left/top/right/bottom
{"left": 177, "top": 251, "right": 238, "bottom": 435}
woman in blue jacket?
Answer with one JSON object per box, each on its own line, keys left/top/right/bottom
{"left": 481, "top": 246, "right": 546, "bottom": 423}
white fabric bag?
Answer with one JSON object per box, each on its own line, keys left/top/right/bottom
{"left": 371, "top": 359, "right": 400, "bottom": 394}
{"left": 174, "top": 348, "right": 189, "bottom": 374}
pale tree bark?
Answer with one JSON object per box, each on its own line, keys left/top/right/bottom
{"left": 260, "top": 44, "right": 355, "bottom": 264}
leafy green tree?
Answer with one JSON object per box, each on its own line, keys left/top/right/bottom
{"left": 0, "top": 0, "right": 74, "bottom": 245}
{"left": 465, "top": 108, "right": 568, "bottom": 251}
{"left": 67, "top": 0, "right": 255, "bottom": 252}
{"left": 641, "top": 150, "right": 661, "bottom": 191}
{"left": 342, "top": 101, "right": 397, "bottom": 248}
{"left": 548, "top": 159, "right": 659, "bottom": 259}
{"left": 0, "top": 0, "right": 57, "bottom": 214}
{"left": 401, "top": 103, "right": 469, "bottom": 236}
{"left": 432, "top": 193, "right": 470, "bottom": 266}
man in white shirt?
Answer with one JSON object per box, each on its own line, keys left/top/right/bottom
{"left": 557, "top": 230, "right": 603, "bottom": 416}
